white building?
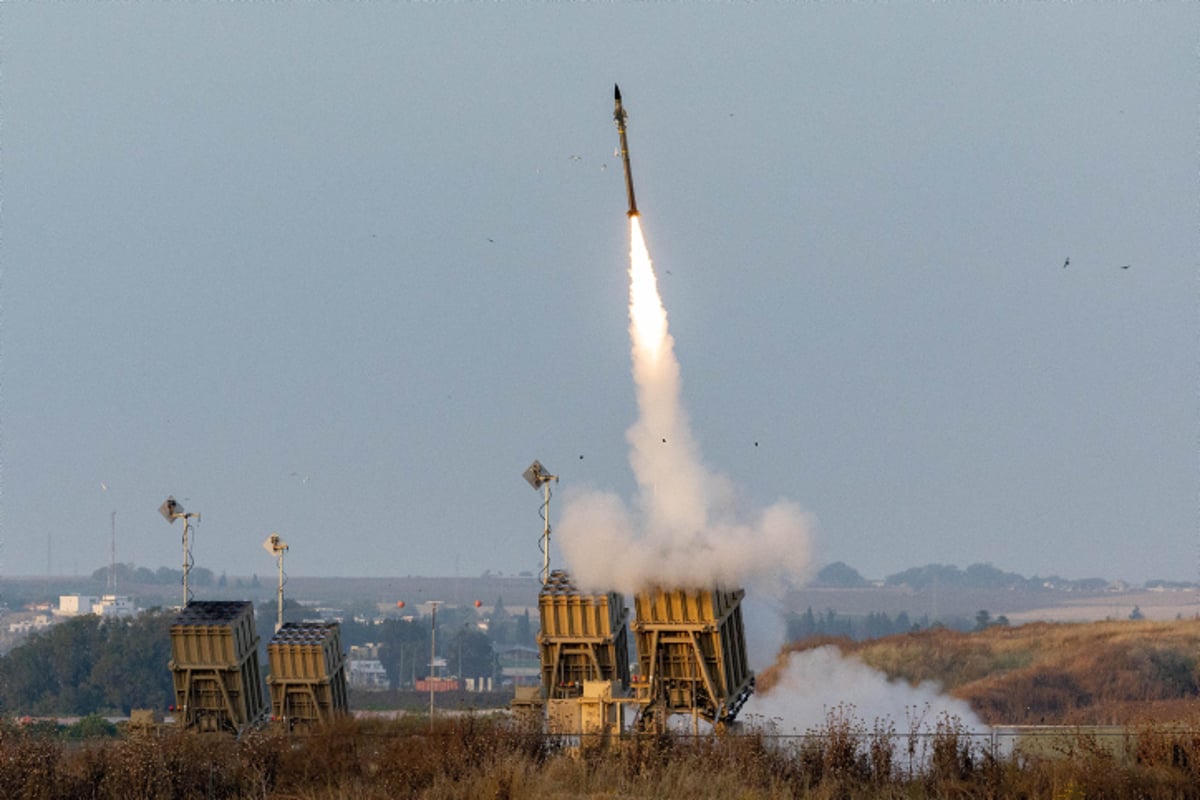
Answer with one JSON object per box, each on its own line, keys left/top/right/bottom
{"left": 8, "top": 615, "right": 53, "bottom": 634}
{"left": 93, "top": 595, "right": 136, "bottom": 618}
{"left": 347, "top": 659, "right": 389, "bottom": 690}
{"left": 57, "top": 595, "right": 100, "bottom": 616}
{"left": 56, "top": 594, "right": 137, "bottom": 618}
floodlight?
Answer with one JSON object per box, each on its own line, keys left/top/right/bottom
{"left": 523, "top": 460, "right": 557, "bottom": 490}
{"left": 159, "top": 496, "right": 183, "bottom": 523}
{"left": 262, "top": 533, "right": 289, "bottom": 556}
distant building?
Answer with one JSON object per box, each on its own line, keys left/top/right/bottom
{"left": 8, "top": 615, "right": 53, "bottom": 634}
{"left": 56, "top": 595, "right": 99, "bottom": 617}
{"left": 56, "top": 594, "right": 137, "bottom": 619}
{"left": 495, "top": 644, "right": 539, "bottom": 686}
{"left": 348, "top": 643, "right": 381, "bottom": 660}
{"left": 347, "top": 659, "right": 389, "bottom": 690}
{"left": 93, "top": 595, "right": 136, "bottom": 618}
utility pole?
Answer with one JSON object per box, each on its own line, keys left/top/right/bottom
{"left": 108, "top": 511, "right": 117, "bottom": 592}
{"left": 429, "top": 601, "right": 441, "bottom": 731}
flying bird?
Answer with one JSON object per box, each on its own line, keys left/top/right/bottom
{"left": 1119, "top": 264, "right": 1131, "bottom": 270}
{"left": 1062, "top": 257, "right": 1070, "bottom": 269}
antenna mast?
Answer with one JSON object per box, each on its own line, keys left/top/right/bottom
{"left": 522, "top": 460, "right": 559, "bottom": 585}
{"left": 159, "top": 496, "right": 200, "bottom": 607}
{"left": 108, "top": 511, "right": 117, "bottom": 592}
{"left": 263, "top": 533, "right": 289, "bottom": 633}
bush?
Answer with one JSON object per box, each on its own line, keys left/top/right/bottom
{"left": 64, "top": 714, "right": 118, "bottom": 740}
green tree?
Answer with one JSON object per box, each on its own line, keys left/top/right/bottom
{"left": 90, "top": 563, "right": 138, "bottom": 585}
{"left": 0, "top": 612, "right": 174, "bottom": 715}
{"left": 451, "top": 627, "right": 496, "bottom": 680}
{"left": 489, "top": 597, "right": 514, "bottom": 646}
{"left": 787, "top": 607, "right": 819, "bottom": 641}
{"left": 515, "top": 609, "right": 533, "bottom": 646}
{"left": 64, "top": 714, "right": 118, "bottom": 739}
{"left": 815, "top": 562, "right": 869, "bottom": 587}
{"left": 155, "top": 567, "right": 179, "bottom": 584}
{"left": 376, "top": 618, "right": 427, "bottom": 689}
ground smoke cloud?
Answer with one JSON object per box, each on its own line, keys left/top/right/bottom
{"left": 559, "top": 216, "right": 814, "bottom": 596}
{"left": 749, "top": 647, "right": 988, "bottom": 734}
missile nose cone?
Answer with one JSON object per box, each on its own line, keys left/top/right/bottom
{"left": 614, "top": 84, "right": 622, "bottom": 102}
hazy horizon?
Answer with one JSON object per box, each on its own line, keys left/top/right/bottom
{"left": 6, "top": 557, "right": 1192, "bottom": 588}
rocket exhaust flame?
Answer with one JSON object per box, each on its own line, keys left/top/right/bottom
{"left": 627, "top": 217, "right": 661, "bottom": 353}
{"left": 558, "top": 85, "right": 815, "bottom": 612}
{"left": 626, "top": 215, "right": 707, "bottom": 538}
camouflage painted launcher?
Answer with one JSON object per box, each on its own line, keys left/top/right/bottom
{"left": 266, "top": 622, "right": 349, "bottom": 731}
{"left": 632, "top": 587, "right": 755, "bottom": 730}
{"left": 537, "top": 570, "right": 630, "bottom": 699}
{"left": 169, "top": 601, "right": 268, "bottom": 737}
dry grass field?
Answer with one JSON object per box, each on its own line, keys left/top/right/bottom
{"left": 763, "top": 618, "right": 1200, "bottom": 725}
{"left": 6, "top": 713, "right": 1200, "bottom": 799}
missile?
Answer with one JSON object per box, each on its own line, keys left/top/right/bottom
{"left": 613, "top": 84, "right": 638, "bottom": 217}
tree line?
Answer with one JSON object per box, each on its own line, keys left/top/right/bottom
{"left": 0, "top": 597, "right": 531, "bottom": 715}
{"left": 0, "top": 612, "right": 175, "bottom": 716}
{"left": 89, "top": 564, "right": 215, "bottom": 587}
{"left": 785, "top": 606, "right": 978, "bottom": 641}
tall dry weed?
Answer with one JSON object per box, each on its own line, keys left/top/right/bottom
{"left": 0, "top": 728, "right": 59, "bottom": 800}
{"left": 15, "top": 713, "right": 1200, "bottom": 798}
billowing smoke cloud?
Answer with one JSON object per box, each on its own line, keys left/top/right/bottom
{"left": 557, "top": 214, "right": 983, "bottom": 732}
{"left": 748, "top": 646, "right": 988, "bottom": 734}
{"left": 559, "top": 216, "right": 815, "bottom": 598}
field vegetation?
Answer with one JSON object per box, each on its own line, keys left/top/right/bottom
{"left": 6, "top": 619, "right": 1200, "bottom": 796}
{"left": 762, "top": 619, "right": 1200, "bottom": 725}
{"left": 6, "top": 712, "right": 1200, "bottom": 799}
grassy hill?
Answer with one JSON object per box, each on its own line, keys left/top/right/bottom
{"left": 761, "top": 619, "right": 1200, "bottom": 725}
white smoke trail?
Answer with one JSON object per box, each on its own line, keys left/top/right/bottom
{"left": 559, "top": 216, "right": 815, "bottom": 598}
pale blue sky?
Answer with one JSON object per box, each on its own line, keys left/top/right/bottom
{"left": 3, "top": 3, "right": 1195, "bottom": 583}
